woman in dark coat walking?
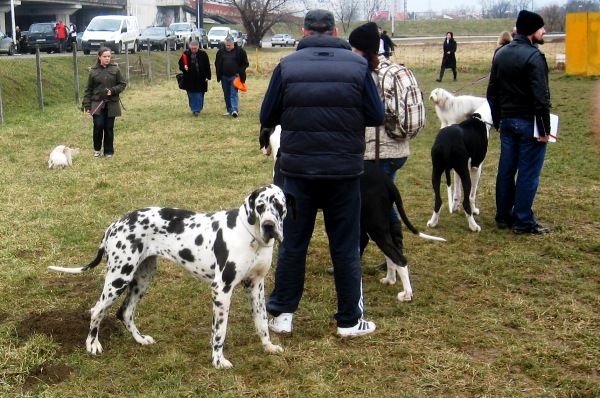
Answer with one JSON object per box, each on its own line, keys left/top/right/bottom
{"left": 83, "top": 47, "right": 127, "bottom": 157}
{"left": 178, "top": 40, "right": 211, "bottom": 116}
{"left": 436, "top": 31, "right": 457, "bottom": 82}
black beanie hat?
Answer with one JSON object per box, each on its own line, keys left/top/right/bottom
{"left": 516, "top": 10, "right": 545, "bottom": 36}
{"left": 349, "top": 22, "right": 380, "bottom": 55}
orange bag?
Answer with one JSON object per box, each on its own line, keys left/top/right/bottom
{"left": 233, "top": 76, "right": 247, "bottom": 92}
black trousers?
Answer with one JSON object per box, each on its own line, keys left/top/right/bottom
{"left": 93, "top": 108, "right": 115, "bottom": 155}
{"left": 438, "top": 66, "right": 457, "bottom": 81}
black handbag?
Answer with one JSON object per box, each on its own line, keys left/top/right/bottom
{"left": 176, "top": 73, "right": 186, "bottom": 90}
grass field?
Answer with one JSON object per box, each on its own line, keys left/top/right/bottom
{"left": 0, "top": 47, "right": 599, "bottom": 397}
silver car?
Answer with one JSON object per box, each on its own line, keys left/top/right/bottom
{"left": 0, "top": 31, "right": 16, "bottom": 55}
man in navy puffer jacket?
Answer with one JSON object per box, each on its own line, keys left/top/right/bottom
{"left": 260, "top": 9, "right": 384, "bottom": 338}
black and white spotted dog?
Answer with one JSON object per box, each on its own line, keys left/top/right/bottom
{"left": 427, "top": 101, "right": 494, "bottom": 232}
{"left": 49, "top": 185, "right": 293, "bottom": 369}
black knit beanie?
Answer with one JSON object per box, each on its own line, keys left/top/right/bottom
{"left": 516, "top": 10, "right": 545, "bottom": 36}
{"left": 349, "top": 22, "right": 380, "bottom": 55}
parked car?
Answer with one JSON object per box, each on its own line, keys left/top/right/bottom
{"left": 0, "top": 31, "right": 15, "bottom": 55}
{"left": 207, "top": 26, "right": 232, "bottom": 49}
{"left": 271, "top": 34, "right": 296, "bottom": 47}
{"left": 169, "top": 22, "right": 197, "bottom": 48}
{"left": 81, "top": 16, "right": 140, "bottom": 54}
{"left": 27, "top": 22, "right": 72, "bottom": 54}
{"left": 196, "top": 27, "right": 208, "bottom": 49}
{"left": 139, "top": 27, "right": 177, "bottom": 51}
{"left": 229, "top": 30, "right": 246, "bottom": 48}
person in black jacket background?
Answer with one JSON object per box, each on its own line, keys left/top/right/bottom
{"left": 178, "top": 41, "right": 211, "bottom": 117}
{"left": 436, "top": 31, "right": 457, "bottom": 82}
{"left": 487, "top": 10, "right": 552, "bottom": 235}
{"left": 215, "top": 37, "right": 248, "bottom": 117}
{"left": 260, "top": 10, "right": 383, "bottom": 338}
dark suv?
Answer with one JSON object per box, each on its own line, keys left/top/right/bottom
{"left": 27, "top": 22, "right": 72, "bottom": 53}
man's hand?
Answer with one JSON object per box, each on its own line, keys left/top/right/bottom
{"left": 537, "top": 135, "right": 550, "bottom": 143}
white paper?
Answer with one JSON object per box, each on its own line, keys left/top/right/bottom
{"left": 534, "top": 113, "right": 559, "bottom": 143}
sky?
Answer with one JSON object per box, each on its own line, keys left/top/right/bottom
{"left": 409, "top": 0, "right": 566, "bottom": 12}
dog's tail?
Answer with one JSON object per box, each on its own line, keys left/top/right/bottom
{"left": 48, "top": 248, "right": 105, "bottom": 273}
{"left": 388, "top": 180, "right": 446, "bottom": 242}
{"left": 445, "top": 168, "right": 453, "bottom": 214}
{"left": 48, "top": 230, "right": 108, "bottom": 273}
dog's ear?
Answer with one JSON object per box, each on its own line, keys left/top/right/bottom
{"left": 285, "top": 192, "right": 296, "bottom": 220}
{"left": 244, "top": 190, "right": 258, "bottom": 225}
{"left": 472, "top": 112, "right": 482, "bottom": 120}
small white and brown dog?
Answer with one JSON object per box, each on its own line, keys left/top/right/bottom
{"left": 48, "top": 145, "right": 80, "bottom": 169}
{"left": 429, "top": 88, "right": 487, "bottom": 128}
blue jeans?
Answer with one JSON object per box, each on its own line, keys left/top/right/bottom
{"left": 186, "top": 91, "right": 204, "bottom": 113}
{"left": 496, "top": 118, "right": 547, "bottom": 230}
{"left": 220, "top": 75, "right": 239, "bottom": 113}
{"left": 365, "top": 157, "right": 408, "bottom": 224}
{"left": 267, "top": 176, "right": 365, "bottom": 327}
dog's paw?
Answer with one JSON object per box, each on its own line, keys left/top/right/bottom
{"left": 427, "top": 212, "right": 440, "bottom": 228}
{"left": 135, "top": 334, "right": 155, "bottom": 345}
{"left": 472, "top": 207, "right": 480, "bottom": 215}
{"left": 379, "top": 277, "right": 397, "bottom": 285}
{"left": 86, "top": 339, "right": 103, "bottom": 355}
{"left": 213, "top": 357, "right": 233, "bottom": 369}
{"left": 397, "top": 291, "right": 413, "bottom": 302}
{"left": 451, "top": 201, "right": 461, "bottom": 213}
{"left": 264, "top": 342, "right": 283, "bottom": 354}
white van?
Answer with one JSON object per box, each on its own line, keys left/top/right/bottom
{"left": 81, "top": 15, "right": 140, "bottom": 55}
{"left": 207, "top": 26, "right": 232, "bottom": 49}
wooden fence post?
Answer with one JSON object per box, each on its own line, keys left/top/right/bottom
{"left": 36, "top": 45, "right": 44, "bottom": 111}
{"left": 73, "top": 45, "right": 80, "bottom": 105}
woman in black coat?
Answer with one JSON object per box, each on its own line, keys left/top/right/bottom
{"left": 178, "top": 40, "right": 211, "bottom": 116}
{"left": 436, "top": 32, "right": 457, "bottom": 82}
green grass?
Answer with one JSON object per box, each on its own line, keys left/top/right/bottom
{"left": 0, "top": 53, "right": 599, "bottom": 397}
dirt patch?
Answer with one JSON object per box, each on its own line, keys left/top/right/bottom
{"left": 0, "top": 311, "right": 8, "bottom": 324}
{"left": 46, "top": 276, "right": 99, "bottom": 301}
{"left": 16, "top": 308, "right": 122, "bottom": 354}
{"left": 22, "top": 362, "right": 74, "bottom": 390}
{"left": 15, "top": 249, "right": 43, "bottom": 260}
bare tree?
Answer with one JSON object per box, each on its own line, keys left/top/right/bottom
{"left": 363, "top": 0, "right": 389, "bottom": 22}
{"left": 332, "top": 0, "right": 361, "bottom": 34}
{"left": 229, "top": 0, "right": 298, "bottom": 46}
{"left": 538, "top": 5, "right": 566, "bottom": 32}
{"left": 565, "top": 0, "right": 600, "bottom": 12}
{"left": 481, "top": 0, "right": 513, "bottom": 18}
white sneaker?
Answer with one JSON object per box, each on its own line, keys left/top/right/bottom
{"left": 337, "top": 319, "right": 376, "bottom": 337}
{"left": 231, "top": 111, "right": 238, "bottom": 118}
{"left": 222, "top": 112, "right": 231, "bottom": 116}
{"left": 93, "top": 151, "right": 101, "bottom": 157}
{"left": 268, "top": 313, "right": 293, "bottom": 334}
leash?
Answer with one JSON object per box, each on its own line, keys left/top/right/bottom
{"left": 452, "top": 74, "right": 489, "bottom": 94}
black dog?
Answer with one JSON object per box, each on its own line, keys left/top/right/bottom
{"left": 427, "top": 102, "right": 493, "bottom": 232}
{"left": 260, "top": 128, "right": 445, "bottom": 301}
{"left": 361, "top": 161, "right": 445, "bottom": 302}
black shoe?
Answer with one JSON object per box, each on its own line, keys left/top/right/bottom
{"left": 513, "top": 224, "right": 553, "bottom": 235}
{"left": 496, "top": 221, "right": 512, "bottom": 230}
{"left": 435, "top": 79, "right": 442, "bottom": 82}
{"left": 193, "top": 112, "right": 199, "bottom": 117}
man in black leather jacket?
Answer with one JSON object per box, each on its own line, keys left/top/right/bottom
{"left": 487, "top": 10, "right": 552, "bottom": 235}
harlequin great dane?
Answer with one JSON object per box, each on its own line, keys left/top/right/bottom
{"left": 49, "top": 185, "right": 293, "bottom": 369}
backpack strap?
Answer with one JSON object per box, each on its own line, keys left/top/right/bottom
{"left": 375, "top": 126, "right": 380, "bottom": 163}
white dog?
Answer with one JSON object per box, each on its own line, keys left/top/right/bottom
{"left": 429, "top": 88, "right": 487, "bottom": 128}
{"left": 48, "top": 145, "right": 80, "bottom": 169}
